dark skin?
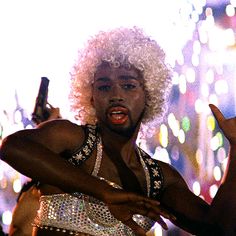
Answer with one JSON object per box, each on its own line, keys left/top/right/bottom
{"left": 1, "top": 63, "right": 236, "bottom": 235}
{"left": 8, "top": 107, "right": 61, "bottom": 236}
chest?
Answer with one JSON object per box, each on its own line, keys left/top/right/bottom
{"left": 68, "top": 126, "right": 164, "bottom": 199}
{"left": 79, "top": 150, "right": 147, "bottom": 195}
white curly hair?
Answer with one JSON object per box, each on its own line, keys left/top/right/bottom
{"left": 70, "top": 26, "right": 172, "bottom": 128}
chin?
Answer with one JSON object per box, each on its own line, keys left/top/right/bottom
{"left": 108, "top": 123, "right": 136, "bottom": 137}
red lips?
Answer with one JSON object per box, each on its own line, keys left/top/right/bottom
{"left": 107, "top": 106, "right": 129, "bottom": 125}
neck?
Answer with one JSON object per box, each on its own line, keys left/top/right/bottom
{"left": 98, "top": 122, "right": 141, "bottom": 161}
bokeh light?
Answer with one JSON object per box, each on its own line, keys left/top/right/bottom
{"left": 0, "top": 0, "right": 235, "bottom": 235}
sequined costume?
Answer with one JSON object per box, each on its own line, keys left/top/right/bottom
{"left": 33, "top": 125, "right": 164, "bottom": 235}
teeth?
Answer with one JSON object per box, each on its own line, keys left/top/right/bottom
{"left": 111, "top": 111, "right": 122, "bottom": 114}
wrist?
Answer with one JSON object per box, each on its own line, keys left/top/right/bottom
{"left": 88, "top": 177, "right": 115, "bottom": 202}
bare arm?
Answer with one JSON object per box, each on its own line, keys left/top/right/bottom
{"left": 206, "top": 104, "right": 236, "bottom": 233}
{"left": 160, "top": 104, "right": 236, "bottom": 235}
{"left": 0, "top": 119, "right": 174, "bottom": 235}
{"left": 0, "top": 120, "right": 108, "bottom": 197}
{"left": 159, "top": 163, "right": 219, "bottom": 235}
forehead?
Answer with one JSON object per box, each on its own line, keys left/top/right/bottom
{"left": 94, "top": 62, "right": 143, "bottom": 81}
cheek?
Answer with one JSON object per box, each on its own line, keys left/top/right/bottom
{"left": 91, "top": 89, "right": 101, "bottom": 107}
{"left": 91, "top": 93, "right": 107, "bottom": 116}
{"left": 131, "top": 93, "right": 146, "bottom": 116}
{"left": 139, "top": 97, "right": 146, "bottom": 113}
{"left": 135, "top": 91, "right": 145, "bottom": 107}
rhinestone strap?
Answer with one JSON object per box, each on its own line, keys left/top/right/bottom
{"left": 91, "top": 135, "right": 102, "bottom": 176}
{"left": 137, "top": 147, "right": 151, "bottom": 197}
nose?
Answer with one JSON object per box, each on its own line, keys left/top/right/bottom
{"left": 109, "top": 97, "right": 124, "bottom": 103}
{"left": 109, "top": 84, "right": 124, "bottom": 103}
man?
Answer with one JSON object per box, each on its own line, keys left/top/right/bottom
{"left": 0, "top": 27, "right": 236, "bottom": 236}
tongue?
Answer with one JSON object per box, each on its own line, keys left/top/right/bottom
{"left": 109, "top": 113, "right": 128, "bottom": 124}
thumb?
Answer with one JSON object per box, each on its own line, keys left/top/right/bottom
{"left": 209, "top": 104, "right": 226, "bottom": 126}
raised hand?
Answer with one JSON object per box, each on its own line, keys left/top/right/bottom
{"left": 209, "top": 104, "right": 236, "bottom": 145}
{"left": 46, "top": 103, "right": 61, "bottom": 120}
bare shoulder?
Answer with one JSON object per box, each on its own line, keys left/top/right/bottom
{"left": 37, "top": 119, "right": 83, "bottom": 136}
{"left": 14, "top": 119, "right": 86, "bottom": 154}
{"left": 157, "top": 160, "right": 188, "bottom": 189}
{"left": 38, "top": 119, "right": 87, "bottom": 152}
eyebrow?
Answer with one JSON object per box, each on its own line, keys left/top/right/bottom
{"left": 94, "top": 77, "right": 110, "bottom": 83}
{"left": 119, "top": 75, "right": 140, "bottom": 81}
{"left": 94, "top": 75, "right": 140, "bottom": 83}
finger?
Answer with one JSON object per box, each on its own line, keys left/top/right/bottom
{"left": 46, "top": 102, "right": 54, "bottom": 108}
{"left": 135, "top": 199, "right": 160, "bottom": 209}
{"left": 134, "top": 196, "right": 161, "bottom": 207}
{"left": 141, "top": 199, "right": 174, "bottom": 219}
{"left": 209, "top": 104, "right": 226, "bottom": 124}
{"left": 135, "top": 201, "right": 175, "bottom": 221}
{"left": 152, "top": 215, "right": 168, "bottom": 230}
{"left": 136, "top": 210, "right": 168, "bottom": 230}
{"left": 123, "top": 218, "right": 146, "bottom": 236}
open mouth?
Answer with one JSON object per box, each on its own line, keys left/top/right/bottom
{"left": 107, "top": 106, "right": 129, "bottom": 125}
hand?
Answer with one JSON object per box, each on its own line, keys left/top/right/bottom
{"left": 103, "top": 188, "right": 175, "bottom": 235}
{"left": 209, "top": 104, "right": 236, "bottom": 145}
{"left": 33, "top": 103, "right": 61, "bottom": 125}
{"left": 46, "top": 103, "right": 61, "bottom": 120}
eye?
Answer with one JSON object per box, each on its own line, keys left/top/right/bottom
{"left": 122, "top": 83, "right": 137, "bottom": 90}
{"left": 97, "top": 85, "right": 111, "bottom": 91}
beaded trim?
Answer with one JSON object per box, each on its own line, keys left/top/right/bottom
{"left": 137, "top": 148, "right": 163, "bottom": 199}
{"left": 33, "top": 224, "right": 91, "bottom": 235}
{"left": 68, "top": 124, "right": 98, "bottom": 165}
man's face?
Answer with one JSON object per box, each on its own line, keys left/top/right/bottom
{"left": 92, "top": 62, "right": 146, "bottom": 136}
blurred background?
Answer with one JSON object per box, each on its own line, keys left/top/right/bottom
{"left": 0, "top": 0, "right": 236, "bottom": 235}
